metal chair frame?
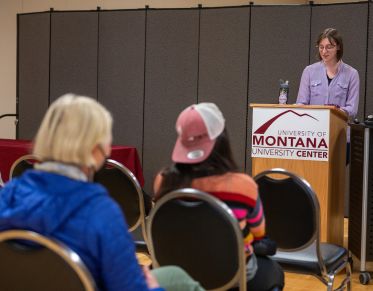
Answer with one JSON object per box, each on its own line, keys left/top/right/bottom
{"left": 0, "top": 229, "right": 96, "bottom": 291}
{"left": 147, "top": 188, "right": 246, "bottom": 291}
{"left": 95, "top": 159, "right": 148, "bottom": 242}
{"left": 254, "top": 168, "right": 351, "bottom": 291}
{"left": 9, "top": 154, "right": 39, "bottom": 180}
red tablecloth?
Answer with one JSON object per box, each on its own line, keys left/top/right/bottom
{"left": 0, "top": 139, "right": 144, "bottom": 186}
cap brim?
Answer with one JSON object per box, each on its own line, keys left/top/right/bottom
{"left": 172, "top": 136, "right": 216, "bottom": 164}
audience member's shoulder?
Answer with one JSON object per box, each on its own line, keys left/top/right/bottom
{"left": 82, "top": 192, "right": 130, "bottom": 250}
{"left": 153, "top": 171, "right": 163, "bottom": 194}
{"left": 86, "top": 192, "right": 126, "bottom": 230}
{"left": 88, "top": 181, "right": 109, "bottom": 194}
{"left": 226, "top": 172, "right": 257, "bottom": 188}
{"left": 76, "top": 181, "right": 122, "bottom": 218}
{"left": 89, "top": 186, "right": 120, "bottom": 210}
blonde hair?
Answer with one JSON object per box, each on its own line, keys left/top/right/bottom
{"left": 33, "top": 93, "right": 113, "bottom": 167}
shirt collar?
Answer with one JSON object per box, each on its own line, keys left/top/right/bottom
{"left": 34, "top": 161, "right": 88, "bottom": 182}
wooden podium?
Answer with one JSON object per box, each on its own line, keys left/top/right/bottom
{"left": 250, "top": 104, "right": 348, "bottom": 245}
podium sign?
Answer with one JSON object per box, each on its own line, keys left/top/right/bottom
{"left": 250, "top": 104, "right": 347, "bottom": 245}
{"left": 252, "top": 107, "right": 330, "bottom": 161}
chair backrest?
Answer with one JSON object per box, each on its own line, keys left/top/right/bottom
{"left": 9, "top": 154, "right": 39, "bottom": 179}
{"left": 147, "top": 188, "right": 246, "bottom": 291}
{"left": 0, "top": 229, "right": 96, "bottom": 291}
{"left": 94, "top": 159, "right": 146, "bottom": 235}
{"left": 254, "top": 168, "right": 320, "bottom": 251}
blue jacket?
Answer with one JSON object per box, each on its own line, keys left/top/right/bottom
{"left": 0, "top": 170, "right": 162, "bottom": 291}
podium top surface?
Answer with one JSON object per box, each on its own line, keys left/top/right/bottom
{"left": 250, "top": 103, "right": 348, "bottom": 122}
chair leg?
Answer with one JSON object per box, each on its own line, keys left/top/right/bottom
{"left": 346, "top": 261, "right": 352, "bottom": 291}
{"left": 326, "top": 274, "right": 335, "bottom": 291}
{"left": 329, "top": 261, "right": 352, "bottom": 291}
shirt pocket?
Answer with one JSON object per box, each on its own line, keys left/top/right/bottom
{"left": 335, "top": 82, "right": 348, "bottom": 99}
{"left": 310, "top": 80, "right": 322, "bottom": 97}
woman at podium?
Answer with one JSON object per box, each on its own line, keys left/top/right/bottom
{"left": 296, "top": 28, "right": 359, "bottom": 118}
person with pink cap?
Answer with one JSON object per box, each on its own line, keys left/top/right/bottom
{"left": 154, "top": 103, "right": 284, "bottom": 291}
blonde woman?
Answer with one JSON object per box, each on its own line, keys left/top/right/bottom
{"left": 0, "top": 94, "right": 204, "bottom": 291}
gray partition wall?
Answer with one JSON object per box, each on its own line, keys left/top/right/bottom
{"left": 247, "top": 5, "right": 310, "bottom": 172}
{"left": 98, "top": 10, "right": 146, "bottom": 156}
{"left": 17, "top": 2, "right": 373, "bottom": 190}
{"left": 143, "top": 9, "right": 199, "bottom": 188}
{"left": 50, "top": 12, "right": 98, "bottom": 101}
{"left": 199, "top": 7, "right": 250, "bottom": 171}
{"left": 311, "top": 2, "right": 368, "bottom": 121}
{"left": 18, "top": 13, "right": 50, "bottom": 140}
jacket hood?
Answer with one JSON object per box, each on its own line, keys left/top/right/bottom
{"left": 0, "top": 170, "right": 107, "bottom": 234}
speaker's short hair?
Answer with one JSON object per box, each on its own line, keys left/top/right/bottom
{"left": 316, "top": 28, "right": 343, "bottom": 61}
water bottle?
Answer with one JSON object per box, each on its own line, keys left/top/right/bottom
{"left": 278, "top": 80, "right": 289, "bottom": 104}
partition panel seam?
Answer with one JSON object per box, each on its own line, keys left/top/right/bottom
{"left": 196, "top": 5, "right": 201, "bottom": 104}
{"left": 308, "top": 2, "right": 313, "bottom": 65}
{"left": 244, "top": 5, "right": 252, "bottom": 173}
{"left": 16, "top": 15, "right": 20, "bottom": 139}
{"left": 364, "top": 1, "right": 371, "bottom": 118}
{"left": 96, "top": 10, "right": 100, "bottom": 101}
{"left": 48, "top": 11, "right": 52, "bottom": 107}
{"left": 141, "top": 7, "right": 149, "bottom": 165}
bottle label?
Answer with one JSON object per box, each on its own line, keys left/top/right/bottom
{"left": 279, "top": 90, "right": 288, "bottom": 104}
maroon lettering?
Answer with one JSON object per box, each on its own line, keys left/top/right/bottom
{"left": 295, "top": 138, "right": 305, "bottom": 147}
{"left": 265, "top": 136, "right": 276, "bottom": 146}
{"left": 253, "top": 135, "right": 264, "bottom": 145}
{"left": 318, "top": 138, "right": 328, "bottom": 149}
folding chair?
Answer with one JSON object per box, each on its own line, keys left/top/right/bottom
{"left": 94, "top": 159, "right": 149, "bottom": 253}
{"left": 0, "top": 229, "right": 96, "bottom": 291}
{"left": 254, "top": 168, "right": 351, "bottom": 291}
{"left": 147, "top": 188, "right": 246, "bottom": 290}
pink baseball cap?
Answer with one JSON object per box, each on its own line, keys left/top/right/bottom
{"left": 172, "top": 103, "right": 225, "bottom": 164}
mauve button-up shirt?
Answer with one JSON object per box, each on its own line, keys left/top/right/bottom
{"left": 296, "top": 61, "right": 360, "bottom": 118}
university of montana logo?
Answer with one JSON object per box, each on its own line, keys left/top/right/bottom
{"left": 251, "top": 108, "right": 329, "bottom": 161}
{"left": 253, "top": 110, "right": 318, "bottom": 134}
